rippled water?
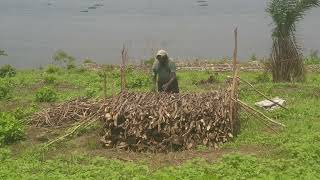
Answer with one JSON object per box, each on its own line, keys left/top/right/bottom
{"left": 0, "top": 0, "right": 319, "bottom": 67}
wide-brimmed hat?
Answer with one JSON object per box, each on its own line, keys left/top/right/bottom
{"left": 156, "top": 50, "right": 168, "bottom": 58}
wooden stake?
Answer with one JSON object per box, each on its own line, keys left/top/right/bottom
{"left": 230, "top": 28, "right": 239, "bottom": 134}
{"left": 121, "top": 44, "right": 128, "bottom": 93}
{"left": 103, "top": 71, "right": 107, "bottom": 100}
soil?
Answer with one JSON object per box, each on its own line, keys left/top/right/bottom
{"left": 10, "top": 124, "right": 273, "bottom": 169}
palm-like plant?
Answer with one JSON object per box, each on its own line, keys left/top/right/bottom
{"left": 267, "top": 0, "right": 320, "bottom": 82}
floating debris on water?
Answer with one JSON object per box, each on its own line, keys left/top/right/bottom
{"left": 94, "top": 3, "right": 104, "bottom": 7}
{"left": 199, "top": 3, "right": 209, "bottom": 7}
{"left": 88, "top": 6, "right": 97, "bottom": 10}
{"left": 197, "top": 0, "right": 208, "bottom": 2}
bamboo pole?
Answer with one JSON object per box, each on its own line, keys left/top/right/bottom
{"left": 233, "top": 98, "right": 286, "bottom": 127}
{"left": 239, "top": 77, "right": 288, "bottom": 111}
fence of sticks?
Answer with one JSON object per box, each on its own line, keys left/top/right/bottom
{"left": 31, "top": 78, "right": 241, "bottom": 152}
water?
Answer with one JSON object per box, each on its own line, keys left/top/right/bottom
{"left": 1, "top": 0, "right": 320, "bottom": 68}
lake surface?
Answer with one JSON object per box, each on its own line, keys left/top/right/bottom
{"left": 1, "top": 0, "right": 320, "bottom": 68}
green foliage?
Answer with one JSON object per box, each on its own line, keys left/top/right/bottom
{"left": 85, "top": 87, "right": 98, "bottom": 98}
{"left": 35, "top": 87, "right": 58, "bottom": 102}
{"left": 45, "top": 65, "right": 60, "bottom": 74}
{"left": 255, "top": 72, "right": 271, "bottom": 83}
{"left": 53, "top": 50, "right": 76, "bottom": 69}
{"left": 0, "top": 49, "right": 8, "bottom": 56}
{"left": 13, "top": 107, "right": 37, "bottom": 121}
{"left": 0, "top": 78, "right": 13, "bottom": 100}
{"left": 0, "top": 64, "right": 16, "bottom": 78}
{"left": 267, "top": 0, "right": 320, "bottom": 35}
{"left": 304, "top": 49, "right": 320, "bottom": 64}
{"left": 0, "top": 148, "right": 11, "bottom": 160}
{"left": 0, "top": 112, "right": 24, "bottom": 146}
{"left": 126, "top": 72, "right": 151, "bottom": 89}
{"left": 249, "top": 53, "right": 257, "bottom": 62}
{"left": 266, "top": 0, "right": 320, "bottom": 82}
{"left": 43, "top": 75, "right": 57, "bottom": 85}
{"left": 144, "top": 58, "right": 155, "bottom": 66}
{"left": 83, "top": 58, "right": 95, "bottom": 64}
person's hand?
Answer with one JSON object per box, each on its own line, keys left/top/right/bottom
{"left": 162, "top": 83, "right": 169, "bottom": 91}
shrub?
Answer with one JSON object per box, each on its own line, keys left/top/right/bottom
{"left": 45, "top": 65, "right": 60, "bottom": 74}
{"left": 255, "top": 72, "right": 271, "bottom": 83}
{"left": 35, "top": 87, "right": 58, "bottom": 102}
{"left": 43, "top": 75, "right": 57, "bottom": 85}
{"left": 0, "top": 79, "right": 13, "bottom": 100}
{"left": 85, "top": 87, "right": 98, "bottom": 98}
{"left": 13, "top": 107, "right": 37, "bottom": 120}
{"left": 126, "top": 73, "right": 151, "bottom": 89}
{"left": 0, "top": 112, "right": 24, "bottom": 146}
{"left": 144, "top": 58, "right": 155, "bottom": 67}
{"left": 0, "top": 148, "right": 11, "bottom": 160}
{"left": 83, "top": 58, "right": 95, "bottom": 64}
{"left": 67, "top": 62, "right": 76, "bottom": 70}
{"left": 0, "top": 64, "right": 16, "bottom": 78}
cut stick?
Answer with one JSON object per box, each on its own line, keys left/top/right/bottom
{"left": 229, "top": 27, "right": 239, "bottom": 134}
{"left": 241, "top": 105, "right": 280, "bottom": 134}
{"left": 232, "top": 98, "right": 286, "bottom": 127}
{"left": 43, "top": 117, "right": 98, "bottom": 148}
{"left": 239, "top": 77, "right": 288, "bottom": 111}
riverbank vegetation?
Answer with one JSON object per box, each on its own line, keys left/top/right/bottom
{"left": 1, "top": 61, "right": 320, "bottom": 179}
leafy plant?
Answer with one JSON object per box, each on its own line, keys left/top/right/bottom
{"left": 0, "top": 112, "right": 24, "bottom": 146}
{"left": 126, "top": 73, "right": 151, "bottom": 89}
{"left": 144, "top": 58, "right": 155, "bottom": 67}
{"left": 53, "top": 50, "right": 76, "bottom": 69}
{"left": 85, "top": 87, "right": 98, "bottom": 98}
{"left": 35, "top": 87, "right": 58, "bottom": 102}
{"left": 0, "top": 78, "right": 13, "bottom": 100}
{"left": 250, "top": 53, "right": 257, "bottom": 62}
{"left": 0, "top": 64, "right": 16, "bottom": 78}
{"left": 0, "top": 49, "right": 8, "bottom": 56}
{"left": 255, "top": 72, "right": 271, "bottom": 83}
{"left": 83, "top": 58, "right": 95, "bottom": 64}
{"left": 45, "top": 65, "right": 60, "bottom": 74}
{"left": 304, "top": 49, "right": 320, "bottom": 64}
{"left": 267, "top": 0, "right": 320, "bottom": 82}
{"left": 43, "top": 75, "right": 57, "bottom": 85}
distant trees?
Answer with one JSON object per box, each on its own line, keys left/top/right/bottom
{"left": 267, "top": 0, "right": 320, "bottom": 82}
{"left": 0, "top": 49, "right": 8, "bottom": 56}
{"left": 52, "top": 50, "right": 76, "bottom": 69}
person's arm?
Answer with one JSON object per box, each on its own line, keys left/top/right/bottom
{"left": 162, "top": 61, "right": 177, "bottom": 91}
{"left": 151, "top": 61, "right": 158, "bottom": 92}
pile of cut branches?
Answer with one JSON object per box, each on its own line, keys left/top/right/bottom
{"left": 100, "top": 91, "right": 237, "bottom": 152}
{"left": 32, "top": 86, "right": 239, "bottom": 152}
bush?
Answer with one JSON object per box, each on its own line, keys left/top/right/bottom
{"left": 43, "top": 75, "right": 57, "bottom": 85}
{"left": 144, "top": 58, "right": 155, "bottom": 67}
{"left": 255, "top": 72, "right": 271, "bottom": 83}
{"left": 126, "top": 73, "right": 151, "bottom": 89}
{"left": 35, "top": 87, "right": 58, "bottom": 102}
{"left": 0, "top": 64, "right": 16, "bottom": 78}
{"left": 0, "top": 112, "right": 24, "bottom": 146}
{"left": 67, "top": 62, "right": 76, "bottom": 70}
{"left": 0, "top": 79, "right": 13, "bottom": 100}
{"left": 85, "top": 87, "right": 98, "bottom": 98}
{"left": 45, "top": 65, "right": 60, "bottom": 74}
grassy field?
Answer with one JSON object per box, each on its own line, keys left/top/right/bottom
{"left": 1, "top": 65, "right": 320, "bottom": 179}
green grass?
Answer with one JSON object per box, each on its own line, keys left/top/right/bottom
{"left": 1, "top": 67, "right": 320, "bottom": 179}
